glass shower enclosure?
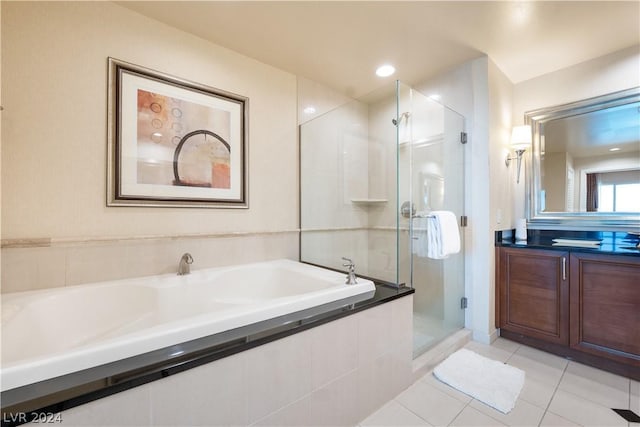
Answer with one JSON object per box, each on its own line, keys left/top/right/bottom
{"left": 300, "top": 81, "right": 466, "bottom": 358}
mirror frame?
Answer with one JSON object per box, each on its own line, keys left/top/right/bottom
{"left": 525, "top": 86, "right": 640, "bottom": 230}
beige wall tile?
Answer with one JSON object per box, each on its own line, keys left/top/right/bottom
{"left": 1, "top": 247, "right": 66, "bottom": 293}
{"left": 253, "top": 396, "right": 311, "bottom": 427}
{"left": 55, "top": 383, "right": 152, "bottom": 427}
{"left": 246, "top": 333, "right": 313, "bottom": 424}
{"left": 357, "top": 353, "right": 394, "bottom": 419}
{"left": 2, "top": 233, "right": 298, "bottom": 292}
{"left": 310, "top": 314, "right": 358, "bottom": 390}
{"left": 308, "top": 370, "right": 360, "bottom": 427}
{"left": 357, "top": 302, "right": 393, "bottom": 365}
{"left": 149, "top": 352, "right": 248, "bottom": 426}
{"left": 308, "top": 371, "right": 362, "bottom": 426}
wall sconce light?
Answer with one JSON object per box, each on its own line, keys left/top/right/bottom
{"left": 505, "top": 125, "right": 532, "bottom": 184}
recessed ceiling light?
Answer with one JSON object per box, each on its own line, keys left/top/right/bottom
{"left": 512, "top": 1, "right": 531, "bottom": 25}
{"left": 429, "top": 94, "right": 441, "bottom": 101}
{"left": 375, "top": 64, "right": 396, "bottom": 77}
{"left": 609, "top": 147, "right": 621, "bottom": 152}
{"left": 303, "top": 106, "right": 316, "bottom": 115}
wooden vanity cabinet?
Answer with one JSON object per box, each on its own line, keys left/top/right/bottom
{"left": 569, "top": 252, "right": 640, "bottom": 367}
{"left": 497, "top": 248, "right": 569, "bottom": 346}
{"left": 496, "top": 246, "right": 640, "bottom": 378}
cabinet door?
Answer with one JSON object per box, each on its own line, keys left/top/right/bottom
{"left": 570, "top": 253, "right": 640, "bottom": 366}
{"left": 499, "top": 248, "right": 569, "bottom": 345}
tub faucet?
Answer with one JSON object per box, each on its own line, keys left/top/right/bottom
{"left": 341, "top": 257, "right": 358, "bottom": 285}
{"left": 178, "top": 253, "right": 193, "bottom": 275}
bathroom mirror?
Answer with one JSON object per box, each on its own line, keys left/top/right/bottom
{"left": 526, "top": 87, "right": 640, "bottom": 228}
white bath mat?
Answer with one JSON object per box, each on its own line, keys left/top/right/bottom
{"left": 433, "top": 348, "right": 525, "bottom": 414}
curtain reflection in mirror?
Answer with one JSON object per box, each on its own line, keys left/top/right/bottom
{"left": 586, "top": 173, "right": 599, "bottom": 212}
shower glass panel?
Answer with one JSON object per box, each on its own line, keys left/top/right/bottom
{"left": 300, "top": 83, "right": 400, "bottom": 284}
{"left": 397, "top": 84, "right": 466, "bottom": 357}
{"left": 300, "top": 81, "right": 466, "bottom": 359}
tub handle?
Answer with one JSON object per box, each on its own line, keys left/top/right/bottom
{"left": 341, "top": 257, "right": 358, "bottom": 285}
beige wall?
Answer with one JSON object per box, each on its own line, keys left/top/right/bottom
{"left": 1, "top": 2, "right": 298, "bottom": 291}
{"left": 513, "top": 44, "right": 640, "bottom": 124}
{"left": 0, "top": 1, "right": 3, "bottom": 284}
{"left": 512, "top": 44, "right": 640, "bottom": 224}
{"left": 2, "top": 2, "right": 297, "bottom": 241}
{"left": 489, "top": 59, "right": 515, "bottom": 230}
{"left": 487, "top": 59, "right": 514, "bottom": 338}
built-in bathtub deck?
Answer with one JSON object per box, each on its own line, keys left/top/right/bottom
{"left": 1, "top": 261, "right": 412, "bottom": 426}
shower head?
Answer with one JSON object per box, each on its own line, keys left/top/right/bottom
{"left": 392, "top": 111, "right": 411, "bottom": 126}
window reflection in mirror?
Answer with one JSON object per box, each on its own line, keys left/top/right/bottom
{"left": 527, "top": 89, "right": 640, "bottom": 226}
{"left": 589, "top": 169, "right": 640, "bottom": 212}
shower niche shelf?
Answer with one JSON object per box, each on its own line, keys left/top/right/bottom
{"left": 350, "top": 198, "right": 388, "bottom": 204}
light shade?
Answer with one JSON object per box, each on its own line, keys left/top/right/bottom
{"left": 511, "top": 125, "right": 532, "bottom": 150}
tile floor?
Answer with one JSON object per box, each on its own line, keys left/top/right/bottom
{"left": 360, "top": 337, "right": 640, "bottom": 427}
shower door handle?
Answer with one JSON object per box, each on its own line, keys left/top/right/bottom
{"left": 400, "top": 201, "right": 416, "bottom": 219}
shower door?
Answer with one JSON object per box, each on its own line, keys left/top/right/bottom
{"left": 397, "top": 84, "right": 466, "bottom": 357}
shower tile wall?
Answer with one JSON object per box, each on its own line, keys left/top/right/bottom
{"left": 300, "top": 99, "right": 375, "bottom": 276}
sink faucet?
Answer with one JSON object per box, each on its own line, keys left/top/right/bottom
{"left": 178, "top": 253, "right": 193, "bottom": 275}
{"left": 342, "top": 257, "right": 358, "bottom": 285}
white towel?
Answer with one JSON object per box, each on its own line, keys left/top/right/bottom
{"left": 427, "top": 210, "right": 460, "bottom": 259}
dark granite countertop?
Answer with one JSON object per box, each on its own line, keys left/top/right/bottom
{"left": 496, "top": 229, "right": 640, "bottom": 257}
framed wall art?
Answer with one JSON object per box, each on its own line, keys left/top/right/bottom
{"left": 107, "top": 58, "right": 249, "bottom": 208}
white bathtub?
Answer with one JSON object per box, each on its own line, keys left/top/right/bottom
{"left": 1, "top": 259, "right": 375, "bottom": 392}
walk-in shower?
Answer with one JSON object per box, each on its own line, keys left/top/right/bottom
{"left": 299, "top": 81, "right": 466, "bottom": 358}
{"left": 397, "top": 83, "right": 466, "bottom": 357}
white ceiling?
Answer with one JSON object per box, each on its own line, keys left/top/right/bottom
{"left": 118, "top": 1, "right": 640, "bottom": 97}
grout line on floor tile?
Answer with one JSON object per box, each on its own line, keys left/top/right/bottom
{"left": 628, "top": 377, "right": 634, "bottom": 427}
{"left": 537, "top": 359, "right": 569, "bottom": 427}
{"left": 468, "top": 398, "right": 516, "bottom": 427}
{"left": 446, "top": 396, "right": 474, "bottom": 426}
{"left": 393, "top": 397, "right": 431, "bottom": 425}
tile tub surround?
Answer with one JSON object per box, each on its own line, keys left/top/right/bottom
{"left": 0, "top": 231, "right": 299, "bottom": 293}
{"left": 1, "top": 260, "right": 378, "bottom": 392}
{"left": 2, "top": 285, "right": 413, "bottom": 426}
